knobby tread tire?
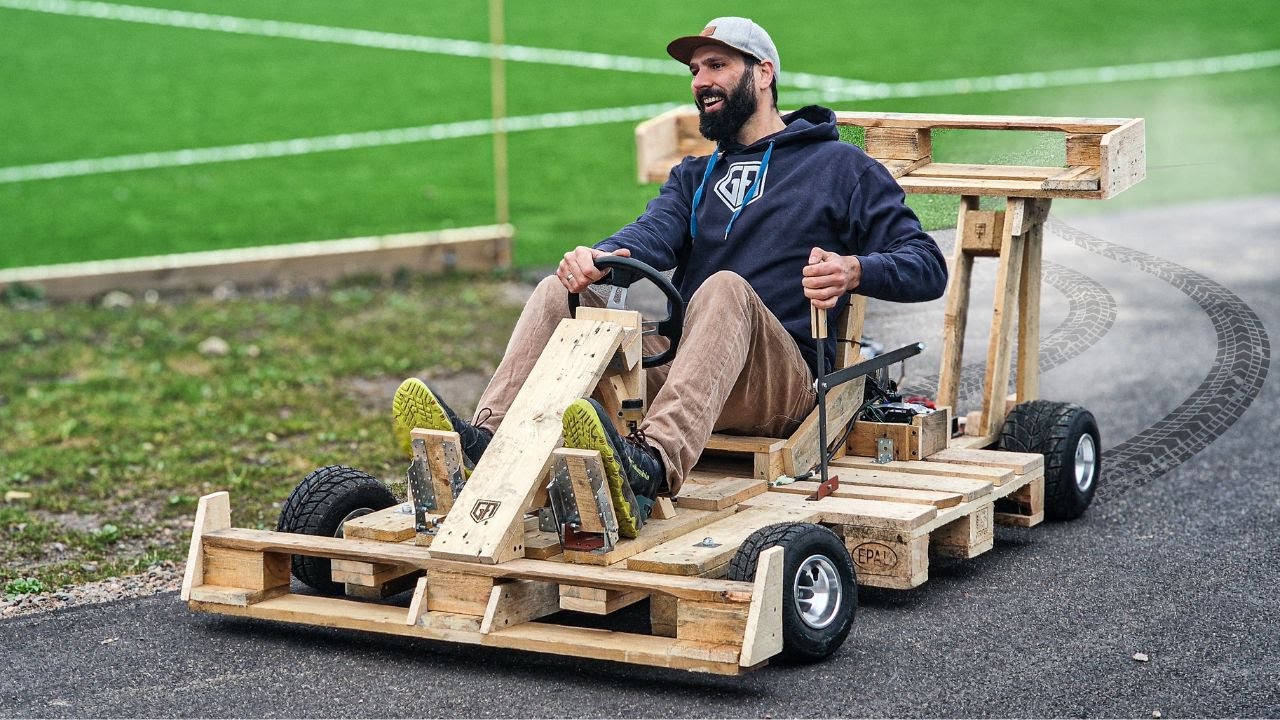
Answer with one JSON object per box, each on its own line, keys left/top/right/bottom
{"left": 1000, "top": 400, "right": 1100, "bottom": 521}
{"left": 276, "top": 465, "right": 396, "bottom": 595}
{"left": 728, "top": 522, "right": 857, "bottom": 663}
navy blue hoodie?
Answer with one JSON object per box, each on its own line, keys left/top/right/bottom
{"left": 596, "top": 105, "right": 947, "bottom": 376}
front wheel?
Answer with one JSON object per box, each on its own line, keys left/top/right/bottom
{"left": 276, "top": 465, "right": 397, "bottom": 594}
{"left": 1000, "top": 400, "right": 1100, "bottom": 520}
{"left": 727, "top": 523, "right": 857, "bottom": 662}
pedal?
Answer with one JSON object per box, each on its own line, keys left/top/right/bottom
{"left": 406, "top": 429, "right": 467, "bottom": 535}
{"left": 806, "top": 474, "right": 840, "bottom": 501}
{"left": 546, "top": 448, "right": 619, "bottom": 553}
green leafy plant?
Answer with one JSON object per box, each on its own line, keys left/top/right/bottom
{"left": 5, "top": 577, "right": 44, "bottom": 596}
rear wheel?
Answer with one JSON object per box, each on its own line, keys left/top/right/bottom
{"left": 728, "top": 522, "right": 857, "bottom": 662}
{"left": 1000, "top": 400, "right": 1100, "bottom": 520}
{"left": 276, "top": 465, "right": 396, "bottom": 594}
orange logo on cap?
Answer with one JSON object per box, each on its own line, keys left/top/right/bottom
{"left": 700, "top": 26, "right": 716, "bottom": 36}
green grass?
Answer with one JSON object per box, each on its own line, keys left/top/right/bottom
{"left": 0, "top": 273, "right": 522, "bottom": 593}
{"left": 1, "top": 0, "right": 1277, "bottom": 270}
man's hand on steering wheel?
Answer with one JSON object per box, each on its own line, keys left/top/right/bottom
{"left": 558, "top": 246, "right": 632, "bottom": 293}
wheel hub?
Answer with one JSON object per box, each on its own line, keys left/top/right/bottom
{"left": 1074, "top": 433, "right": 1097, "bottom": 492}
{"left": 793, "top": 554, "right": 843, "bottom": 629}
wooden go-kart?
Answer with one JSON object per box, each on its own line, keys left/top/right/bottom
{"left": 182, "top": 111, "right": 1144, "bottom": 674}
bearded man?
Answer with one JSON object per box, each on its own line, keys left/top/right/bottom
{"left": 393, "top": 17, "right": 947, "bottom": 537}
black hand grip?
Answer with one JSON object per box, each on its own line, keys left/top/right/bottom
{"left": 566, "top": 255, "right": 684, "bottom": 368}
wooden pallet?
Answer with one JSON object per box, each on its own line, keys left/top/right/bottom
{"left": 636, "top": 107, "right": 1144, "bottom": 201}
{"left": 184, "top": 444, "right": 1042, "bottom": 672}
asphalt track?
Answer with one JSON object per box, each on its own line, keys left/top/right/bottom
{"left": 1, "top": 196, "right": 1277, "bottom": 718}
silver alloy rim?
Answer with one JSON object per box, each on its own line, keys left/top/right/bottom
{"left": 335, "top": 507, "right": 375, "bottom": 538}
{"left": 793, "top": 554, "right": 843, "bottom": 629}
{"left": 1074, "top": 433, "right": 1098, "bottom": 492}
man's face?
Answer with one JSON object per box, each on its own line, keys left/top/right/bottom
{"left": 688, "top": 46, "right": 758, "bottom": 144}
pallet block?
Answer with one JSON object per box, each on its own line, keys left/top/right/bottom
{"left": 848, "top": 409, "right": 951, "bottom": 461}
{"left": 559, "top": 584, "right": 647, "bottom": 615}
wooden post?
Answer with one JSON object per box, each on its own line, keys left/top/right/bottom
{"left": 489, "top": 0, "right": 511, "bottom": 266}
{"left": 1016, "top": 199, "right": 1050, "bottom": 404}
{"left": 977, "top": 197, "right": 1027, "bottom": 439}
{"left": 937, "top": 195, "right": 978, "bottom": 412}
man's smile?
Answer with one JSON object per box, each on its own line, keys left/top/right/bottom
{"left": 698, "top": 90, "right": 725, "bottom": 112}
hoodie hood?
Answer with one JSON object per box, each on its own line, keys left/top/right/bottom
{"left": 725, "top": 105, "right": 839, "bottom": 153}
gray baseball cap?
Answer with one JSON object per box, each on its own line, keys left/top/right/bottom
{"left": 666, "top": 17, "right": 780, "bottom": 77}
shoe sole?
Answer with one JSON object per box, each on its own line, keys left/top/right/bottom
{"left": 561, "top": 398, "right": 642, "bottom": 538}
{"left": 392, "top": 378, "right": 452, "bottom": 458}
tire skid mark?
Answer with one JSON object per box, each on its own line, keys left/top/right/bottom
{"left": 1049, "top": 220, "right": 1271, "bottom": 500}
{"left": 904, "top": 260, "right": 1118, "bottom": 401}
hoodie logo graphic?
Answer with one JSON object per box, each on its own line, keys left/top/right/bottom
{"left": 714, "top": 161, "right": 767, "bottom": 212}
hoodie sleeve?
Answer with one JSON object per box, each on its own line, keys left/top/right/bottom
{"left": 848, "top": 161, "right": 948, "bottom": 302}
{"left": 593, "top": 161, "right": 694, "bottom": 271}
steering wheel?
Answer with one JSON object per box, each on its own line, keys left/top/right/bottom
{"left": 567, "top": 255, "right": 684, "bottom": 368}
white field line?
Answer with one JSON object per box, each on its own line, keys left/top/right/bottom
{"left": 5, "top": 45, "right": 1278, "bottom": 185}
{"left": 778, "top": 49, "right": 1280, "bottom": 105}
{"left": 0, "top": 0, "right": 875, "bottom": 93}
{"left": 1, "top": 0, "right": 1277, "bottom": 184}
{"left": 0, "top": 103, "right": 682, "bottom": 184}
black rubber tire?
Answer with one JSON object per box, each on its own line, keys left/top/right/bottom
{"left": 727, "top": 522, "right": 857, "bottom": 662}
{"left": 276, "top": 465, "right": 396, "bottom": 595}
{"left": 999, "top": 400, "right": 1101, "bottom": 521}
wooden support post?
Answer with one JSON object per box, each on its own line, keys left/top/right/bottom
{"left": 937, "top": 196, "right": 978, "bottom": 412}
{"left": 579, "top": 306, "right": 645, "bottom": 436}
{"left": 1016, "top": 199, "right": 1050, "bottom": 404}
{"left": 977, "top": 198, "right": 1027, "bottom": 440}
{"left": 555, "top": 448, "right": 617, "bottom": 536}
{"left": 408, "top": 428, "right": 466, "bottom": 516}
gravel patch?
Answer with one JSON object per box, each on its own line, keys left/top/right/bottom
{"left": 0, "top": 561, "right": 183, "bottom": 621}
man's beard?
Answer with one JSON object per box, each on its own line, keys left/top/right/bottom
{"left": 698, "top": 69, "right": 757, "bottom": 144}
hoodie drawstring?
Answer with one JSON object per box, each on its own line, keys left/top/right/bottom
{"left": 689, "top": 141, "right": 775, "bottom": 241}
{"left": 689, "top": 146, "right": 721, "bottom": 241}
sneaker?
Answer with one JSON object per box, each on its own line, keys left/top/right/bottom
{"left": 392, "top": 378, "right": 492, "bottom": 466}
{"left": 561, "top": 398, "right": 665, "bottom": 538}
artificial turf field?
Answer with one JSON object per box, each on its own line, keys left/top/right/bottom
{"left": 1, "top": 0, "right": 1277, "bottom": 271}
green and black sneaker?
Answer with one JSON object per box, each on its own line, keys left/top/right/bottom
{"left": 391, "top": 378, "right": 492, "bottom": 465}
{"left": 561, "top": 398, "right": 665, "bottom": 538}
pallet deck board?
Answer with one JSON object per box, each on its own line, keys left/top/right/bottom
{"left": 627, "top": 506, "right": 818, "bottom": 576}
{"left": 833, "top": 456, "right": 1015, "bottom": 486}
{"left": 737, "top": 491, "right": 936, "bottom": 531}
{"left": 201, "top": 528, "right": 755, "bottom": 603}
